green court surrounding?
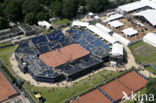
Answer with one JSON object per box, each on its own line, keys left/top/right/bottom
{"left": 130, "top": 41, "right": 156, "bottom": 67}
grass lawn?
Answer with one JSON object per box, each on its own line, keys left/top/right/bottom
{"left": 130, "top": 41, "right": 156, "bottom": 66}
{"left": 145, "top": 67, "right": 156, "bottom": 75}
{"left": 24, "top": 70, "right": 122, "bottom": 103}
{"left": 0, "top": 45, "right": 18, "bottom": 65}
{"left": 0, "top": 42, "right": 13, "bottom": 47}
{"left": 0, "top": 45, "right": 19, "bottom": 78}
{"left": 53, "top": 18, "right": 72, "bottom": 26}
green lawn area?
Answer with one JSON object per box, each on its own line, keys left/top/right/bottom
{"left": 24, "top": 70, "right": 122, "bottom": 103}
{"left": 0, "top": 45, "right": 18, "bottom": 65}
{"left": 145, "top": 67, "right": 156, "bottom": 75}
{"left": 40, "top": 28, "right": 51, "bottom": 34}
{"left": 0, "top": 42, "right": 13, "bottom": 47}
{"left": 130, "top": 41, "right": 156, "bottom": 66}
{"left": 53, "top": 18, "right": 72, "bottom": 26}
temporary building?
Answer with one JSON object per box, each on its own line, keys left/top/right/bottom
{"left": 38, "top": 21, "right": 51, "bottom": 30}
{"left": 95, "top": 23, "right": 112, "bottom": 33}
{"left": 122, "top": 28, "right": 138, "bottom": 37}
{"left": 108, "top": 20, "right": 124, "bottom": 28}
{"left": 111, "top": 43, "right": 124, "bottom": 56}
{"left": 133, "top": 9, "right": 156, "bottom": 27}
{"left": 87, "top": 25, "right": 118, "bottom": 44}
{"left": 72, "top": 21, "right": 89, "bottom": 27}
{"left": 112, "top": 33, "right": 131, "bottom": 46}
{"left": 106, "top": 13, "right": 123, "bottom": 21}
{"left": 143, "top": 32, "right": 156, "bottom": 47}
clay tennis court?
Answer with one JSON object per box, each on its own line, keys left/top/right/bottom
{"left": 71, "top": 70, "right": 148, "bottom": 102}
{"left": 100, "top": 79, "right": 131, "bottom": 101}
{"left": 100, "top": 70, "right": 148, "bottom": 101}
{"left": 118, "top": 70, "right": 148, "bottom": 92}
{"left": 71, "top": 89, "right": 112, "bottom": 103}
{"left": 39, "top": 43, "right": 89, "bottom": 68}
{"left": 0, "top": 71, "right": 18, "bottom": 102}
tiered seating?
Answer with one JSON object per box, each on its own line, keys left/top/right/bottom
{"left": 92, "top": 39, "right": 104, "bottom": 47}
{"left": 15, "top": 29, "right": 110, "bottom": 82}
{"left": 15, "top": 43, "right": 34, "bottom": 55}
{"left": 32, "top": 35, "right": 50, "bottom": 54}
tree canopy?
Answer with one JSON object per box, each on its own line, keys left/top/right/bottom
{"left": 0, "top": 0, "right": 133, "bottom": 30}
{"left": 0, "top": 16, "right": 9, "bottom": 29}
{"left": 144, "top": 79, "right": 156, "bottom": 103}
{"left": 24, "top": 13, "right": 37, "bottom": 25}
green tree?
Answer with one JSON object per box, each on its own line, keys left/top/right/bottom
{"left": 4, "top": 0, "right": 23, "bottom": 21}
{"left": 24, "top": 13, "right": 37, "bottom": 25}
{"left": 144, "top": 79, "right": 156, "bottom": 103}
{"left": 78, "top": 0, "right": 86, "bottom": 6}
{"left": 50, "top": 0, "right": 62, "bottom": 17}
{"left": 0, "top": 16, "right": 9, "bottom": 29}
{"left": 37, "top": 12, "right": 48, "bottom": 21}
{"left": 0, "top": 3, "right": 3, "bottom": 16}
{"left": 39, "top": 0, "right": 51, "bottom": 5}
{"left": 22, "top": 0, "right": 42, "bottom": 15}
{"left": 62, "top": 0, "right": 78, "bottom": 19}
{"left": 86, "top": 0, "right": 109, "bottom": 13}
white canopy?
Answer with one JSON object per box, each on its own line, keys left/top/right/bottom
{"left": 72, "top": 21, "right": 89, "bottom": 27}
{"left": 95, "top": 23, "right": 112, "bottom": 33}
{"left": 107, "top": 12, "right": 116, "bottom": 17}
{"left": 117, "top": 1, "right": 147, "bottom": 13}
{"left": 108, "top": 20, "right": 124, "bottom": 28}
{"left": 133, "top": 9, "right": 156, "bottom": 27}
{"left": 112, "top": 33, "right": 131, "bottom": 46}
{"left": 117, "top": 0, "right": 156, "bottom": 13}
{"left": 122, "top": 28, "right": 138, "bottom": 37}
{"left": 88, "top": 12, "right": 94, "bottom": 16}
{"left": 94, "top": 15, "right": 100, "bottom": 20}
{"left": 106, "top": 13, "right": 123, "bottom": 21}
{"left": 112, "top": 43, "right": 124, "bottom": 56}
{"left": 87, "top": 25, "right": 118, "bottom": 44}
{"left": 143, "top": 32, "right": 156, "bottom": 47}
{"left": 38, "top": 21, "right": 51, "bottom": 30}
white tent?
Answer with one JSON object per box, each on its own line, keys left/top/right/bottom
{"left": 112, "top": 43, "right": 124, "bottom": 56}
{"left": 122, "top": 28, "right": 138, "bottom": 37}
{"left": 117, "top": 0, "right": 156, "bottom": 13}
{"left": 94, "top": 15, "right": 100, "bottom": 20}
{"left": 87, "top": 25, "right": 118, "bottom": 44}
{"left": 38, "top": 21, "right": 51, "bottom": 30}
{"left": 112, "top": 33, "right": 131, "bottom": 46}
{"left": 117, "top": 1, "right": 147, "bottom": 13}
{"left": 108, "top": 20, "right": 124, "bottom": 28}
{"left": 107, "top": 12, "right": 116, "bottom": 17}
{"left": 106, "top": 13, "right": 123, "bottom": 21}
{"left": 95, "top": 23, "right": 112, "bottom": 33}
{"left": 88, "top": 12, "right": 94, "bottom": 16}
{"left": 143, "top": 33, "right": 156, "bottom": 47}
{"left": 72, "top": 21, "right": 89, "bottom": 27}
{"left": 133, "top": 9, "right": 156, "bottom": 27}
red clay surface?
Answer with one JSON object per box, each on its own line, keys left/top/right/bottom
{"left": 71, "top": 70, "right": 148, "bottom": 102}
{"left": 100, "top": 71, "right": 148, "bottom": 101}
{"left": 118, "top": 71, "right": 148, "bottom": 92}
{"left": 100, "top": 79, "right": 131, "bottom": 101}
{"left": 0, "top": 71, "right": 17, "bottom": 102}
{"left": 39, "top": 44, "right": 89, "bottom": 68}
{"left": 71, "top": 89, "right": 112, "bottom": 103}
